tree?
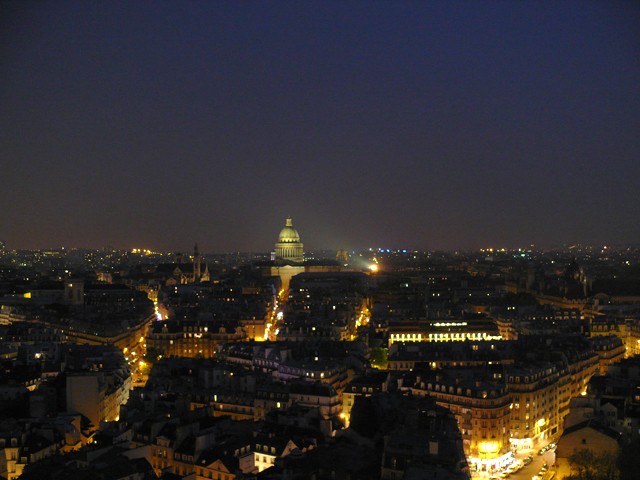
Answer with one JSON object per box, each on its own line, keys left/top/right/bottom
{"left": 618, "top": 439, "right": 640, "bottom": 480}
{"left": 564, "top": 448, "right": 619, "bottom": 480}
{"left": 349, "top": 396, "right": 379, "bottom": 438}
{"left": 369, "top": 347, "right": 388, "bottom": 369}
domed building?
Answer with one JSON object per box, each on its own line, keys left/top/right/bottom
{"left": 275, "top": 216, "right": 304, "bottom": 263}
{"left": 266, "top": 216, "right": 343, "bottom": 292}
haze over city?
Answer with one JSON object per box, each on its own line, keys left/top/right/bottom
{"left": 1, "top": 1, "right": 639, "bottom": 252}
{"left": 2, "top": 3, "right": 640, "bottom": 473}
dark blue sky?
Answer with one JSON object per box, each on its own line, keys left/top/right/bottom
{"left": 1, "top": 1, "right": 639, "bottom": 252}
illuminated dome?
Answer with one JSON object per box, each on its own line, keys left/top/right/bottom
{"left": 275, "top": 216, "right": 304, "bottom": 263}
{"left": 278, "top": 217, "right": 301, "bottom": 243}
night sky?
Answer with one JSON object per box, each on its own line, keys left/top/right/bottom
{"left": 1, "top": 1, "right": 639, "bottom": 253}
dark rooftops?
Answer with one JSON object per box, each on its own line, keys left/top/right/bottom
{"left": 561, "top": 419, "right": 622, "bottom": 442}
{"left": 290, "top": 381, "right": 337, "bottom": 397}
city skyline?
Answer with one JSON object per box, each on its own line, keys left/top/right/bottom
{"left": 2, "top": 1, "right": 639, "bottom": 252}
{"left": 2, "top": 239, "right": 640, "bottom": 256}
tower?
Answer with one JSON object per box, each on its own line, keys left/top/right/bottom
{"left": 193, "top": 243, "right": 201, "bottom": 281}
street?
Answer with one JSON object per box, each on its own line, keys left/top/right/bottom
{"left": 471, "top": 449, "right": 556, "bottom": 480}
{"left": 508, "top": 450, "right": 556, "bottom": 480}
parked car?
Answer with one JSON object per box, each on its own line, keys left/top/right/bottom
{"left": 538, "top": 442, "right": 557, "bottom": 455}
{"left": 523, "top": 456, "right": 533, "bottom": 465}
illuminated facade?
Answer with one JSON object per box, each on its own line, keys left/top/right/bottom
{"left": 267, "top": 218, "right": 350, "bottom": 291}
{"left": 195, "top": 455, "right": 238, "bottom": 480}
{"left": 64, "top": 346, "right": 131, "bottom": 428}
{"left": 238, "top": 434, "right": 314, "bottom": 474}
{"left": 146, "top": 320, "right": 245, "bottom": 359}
{"left": 388, "top": 319, "right": 502, "bottom": 347}
{"left": 564, "top": 347, "right": 599, "bottom": 399}
{"left": 66, "top": 372, "right": 130, "bottom": 426}
{"left": 506, "top": 340, "right": 599, "bottom": 450}
{"left": 387, "top": 341, "right": 508, "bottom": 371}
{"left": 403, "top": 368, "right": 512, "bottom": 474}
{"left": 627, "top": 319, "right": 640, "bottom": 357}
{"left": 149, "top": 426, "right": 177, "bottom": 477}
{"left": 506, "top": 364, "right": 561, "bottom": 450}
{"left": 275, "top": 216, "right": 304, "bottom": 263}
{"left": 588, "top": 335, "right": 626, "bottom": 375}
{"left": 0, "top": 438, "right": 25, "bottom": 480}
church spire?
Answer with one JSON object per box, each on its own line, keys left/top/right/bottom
{"left": 193, "top": 243, "right": 201, "bottom": 281}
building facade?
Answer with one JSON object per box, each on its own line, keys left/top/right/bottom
{"left": 274, "top": 217, "right": 304, "bottom": 264}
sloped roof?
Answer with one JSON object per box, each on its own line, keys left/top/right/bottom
{"left": 561, "top": 418, "right": 622, "bottom": 442}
